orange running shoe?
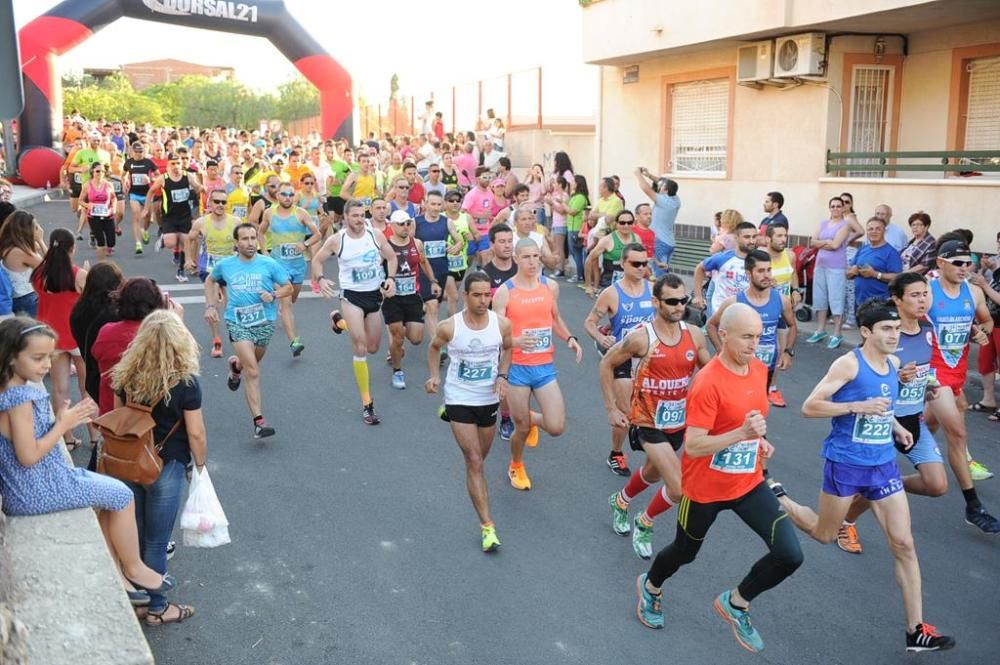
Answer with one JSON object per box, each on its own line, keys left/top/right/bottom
{"left": 508, "top": 463, "right": 532, "bottom": 490}
{"left": 210, "top": 336, "right": 223, "bottom": 358}
{"left": 768, "top": 388, "right": 787, "bottom": 408}
{"left": 525, "top": 425, "right": 539, "bottom": 447}
{"left": 836, "top": 523, "right": 863, "bottom": 554}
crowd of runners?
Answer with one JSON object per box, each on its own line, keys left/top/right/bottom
{"left": 1, "top": 109, "right": 998, "bottom": 653}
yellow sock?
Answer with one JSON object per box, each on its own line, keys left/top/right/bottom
{"left": 352, "top": 357, "right": 370, "bottom": 404}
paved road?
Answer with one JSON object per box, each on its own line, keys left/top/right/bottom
{"left": 26, "top": 201, "right": 1000, "bottom": 665}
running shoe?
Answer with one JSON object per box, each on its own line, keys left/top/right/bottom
{"left": 508, "top": 463, "right": 531, "bottom": 490}
{"left": 965, "top": 505, "right": 1000, "bottom": 534}
{"left": 714, "top": 590, "right": 764, "bottom": 653}
{"left": 155, "top": 236, "right": 164, "bottom": 253}
{"left": 165, "top": 540, "right": 176, "bottom": 561}
{"left": 826, "top": 335, "right": 843, "bottom": 349}
{"left": 362, "top": 401, "right": 381, "bottom": 425}
{"left": 89, "top": 235, "right": 97, "bottom": 248}
{"left": 498, "top": 416, "right": 514, "bottom": 441}
{"left": 969, "top": 459, "right": 994, "bottom": 481}
{"left": 550, "top": 270, "right": 564, "bottom": 278}
{"left": 172, "top": 252, "right": 182, "bottom": 266}
{"left": 836, "top": 523, "right": 863, "bottom": 554}
{"left": 226, "top": 356, "right": 242, "bottom": 391}
{"left": 767, "top": 388, "right": 787, "bottom": 408}
{"left": 142, "top": 230, "right": 150, "bottom": 244}
{"left": 290, "top": 337, "right": 305, "bottom": 357}
{"left": 254, "top": 418, "right": 275, "bottom": 439}
{"left": 607, "top": 450, "right": 630, "bottom": 476}
{"left": 175, "top": 269, "right": 189, "bottom": 283}
{"left": 805, "top": 331, "right": 827, "bottom": 344}
{"left": 632, "top": 515, "right": 654, "bottom": 559}
{"left": 135, "top": 242, "right": 143, "bottom": 255}
{"left": 76, "top": 232, "right": 83, "bottom": 241}
{"left": 330, "top": 310, "right": 347, "bottom": 334}
{"left": 392, "top": 370, "right": 406, "bottom": 390}
{"left": 481, "top": 524, "right": 501, "bottom": 553}
{"left": 635, "top": 573, "right": 664, "bottom": 629}
{"left": 525, "top": 425, "right": 539, "bottom": 447}
{"left": 609, "top": 492, "right": 630, "bottom": 536}
{"left": 905, "top": 623, "right": 956, "bottom": 652}
{"left": 210, "top": 337, "right": 222, "bottom": 358}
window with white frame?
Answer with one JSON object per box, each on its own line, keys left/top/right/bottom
{"left": 669, "top": 79, "right": 728, "bottom": 174}
{"left": 964, "top": 56, "right": 1000, "bottom": 170}
{"left": 847, "top": 65, "right": 894, "bottom": 178}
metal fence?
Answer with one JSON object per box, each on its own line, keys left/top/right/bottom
{"left": 357, "top": 64, "right": 598, "bottom": 139}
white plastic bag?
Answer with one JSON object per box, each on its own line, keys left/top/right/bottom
{"left": 180, "top": 467, "right": 231, "bottom": 548}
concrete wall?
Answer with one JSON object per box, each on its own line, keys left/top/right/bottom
{"left": 594, "top": 19, "right": 1000, "bottom": 252}
{"left": 504, "top": 127, "right": 597, "bottom": 184}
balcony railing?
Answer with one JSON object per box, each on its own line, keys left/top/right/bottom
{"left": 826, "top": 150, "right": 1000, "bottom": 176}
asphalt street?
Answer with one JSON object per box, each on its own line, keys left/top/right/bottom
{"left": 25, "top": 200, "right": 1000, "bottom": 665}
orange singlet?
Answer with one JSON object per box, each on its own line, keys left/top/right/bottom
{"left": 629, "top": 321, "right": 698, "bottom": 432}
{"left": 505, "top": 276, "right": 555, "bottom": 367}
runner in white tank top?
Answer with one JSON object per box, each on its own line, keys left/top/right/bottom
{"left": 426, "top": 271, "right": 513, "bottom": 553}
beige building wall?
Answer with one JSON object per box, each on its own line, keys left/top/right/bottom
{"left": 596, "top": 19, "right": 1000, "bottom": 252}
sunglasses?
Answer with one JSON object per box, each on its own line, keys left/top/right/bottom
{"left": 92, "top": 169, "right": 104, "bottom": 173}
{"left": 945, "top": 259, "right": 973, "bottom": 268}
{"left": 627, "top": 260, "right": 648, "bottom": 268}
{"left": 393, "top": 220, "right": 414, "bottom": 226}
{"left": 168, "top": 161, "right": 181, "bottom": 166}
{"left": 211, "top": 199, "right": 227, "bottom": 204}
{"left": 446, "top": 198, "right": 461, "bottom": 203}
{"left": 429, "top": 169, "right": 441, "bottom": 173}
{"left": 659, "top": 296, "right": 691, "bottom": 306}
{"left": 618, "top": 220, "right": 635, "bottom": 225}
{"left": 277, "top": 192, "right": 295, "bottom": 198}
{"left": 398, "top": 185, "right": 410, "bottom": 190}
{"left": 302, "top": 180, "right": 315, "bottom": 185}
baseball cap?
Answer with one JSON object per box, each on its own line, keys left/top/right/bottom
{"left": 389, "top": 210, "right": 413, "bottom": 224}
{"left": 937, "top": 240, "right": 972, "bottom": 260}
{"left": 89, "top": 131, "right": 102, "bottom": 139}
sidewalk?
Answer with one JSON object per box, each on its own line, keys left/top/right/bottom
{"left": 9, "top": 184, "right": 64, "bottom": 208}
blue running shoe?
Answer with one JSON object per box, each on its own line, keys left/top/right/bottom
{"left": 635, "top": 574, "right": 664, "bottom": 629}
{"left": 714, "top": 590, "right": 764, "bottom": 653}
{"left": 499, "top": 416, "right": 514, "bottom": 441}
{"left": 806, "top": 331, "right": 827, "bottom": 344}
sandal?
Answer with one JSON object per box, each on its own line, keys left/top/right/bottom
{"left": 988, "top": 409, "right": 1000, "bottom": 422}
{"left": 145, "top": 602, "right": 195, "bottom": 626}
{"left": 968, "top": 402, "right": 997, "bottom": 413}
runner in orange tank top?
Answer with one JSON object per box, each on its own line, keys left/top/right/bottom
{"left": 492, "top": 239, "right": 583, "bottom": 490}
{"left": 601, "top": 274, "right": 711, "bottom": 559}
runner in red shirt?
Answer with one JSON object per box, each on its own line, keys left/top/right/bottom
{"left": 634, "top": 303, "right": 802, "bottom": 655}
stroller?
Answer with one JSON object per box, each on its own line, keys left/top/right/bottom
{"left": 792, "top": 245, "right": 819, "bottom": 322}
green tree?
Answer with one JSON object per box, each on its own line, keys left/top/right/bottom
{"left": 276, "top": 77, "right": 319, "bottom": 122}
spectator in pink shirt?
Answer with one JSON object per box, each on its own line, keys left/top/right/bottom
{"left": 454, "top": 143, "right": 479, "bottom": 188}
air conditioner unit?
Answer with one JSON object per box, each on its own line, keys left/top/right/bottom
{"left": 737, "top": 40, "right": 773, "bottom": 82}
{"left": 774, "top": 32, "right": 825, "bottom": 77}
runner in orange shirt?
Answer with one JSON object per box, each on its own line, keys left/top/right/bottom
{"left": 492, "top": 239, "right": 582, "bottom": 490}
{"left": 634, "top": 303, "right": 802, "bottom": 654}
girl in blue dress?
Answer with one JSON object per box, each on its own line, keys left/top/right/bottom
{"left": 0, "top": 316, "right": 174, "bottom": 596}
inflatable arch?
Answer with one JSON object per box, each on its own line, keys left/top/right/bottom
{"left": 18, "top": 0, "right": 353, "bottom": 155}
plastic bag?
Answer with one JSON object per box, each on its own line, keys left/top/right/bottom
{"left": 180, "top": 467, "right": 231, "bottom": 548}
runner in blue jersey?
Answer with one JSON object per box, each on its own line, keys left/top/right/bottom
{"left": 258, "top": 182, "right": 321, "bottom": 357}
{"left": 204, "top": 223, "right": 293, "bottom": 439}
{"left": 584, "top": 242, "right": 657, "bottom": 475}
{"left": 769, "top": 300, "right": 955, "bottom": 653}
{"left": 415, "top": 190, "right": 466, "bottom": 337}
{"left": 707, "top": 250, "right": 797, "bottom": 396}
{"left": 834, "top": 273, "right": 952, "bottom": 554}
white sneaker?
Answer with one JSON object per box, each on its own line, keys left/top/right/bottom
{"left": 392, "top": 370, "right": 406, "bottom": 390}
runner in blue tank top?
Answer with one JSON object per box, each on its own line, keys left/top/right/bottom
{"left": 584, "top": 242, "right": 656, "bottom": 476}
{"left": 414, "top": 191, "right": 466, "bottom": 339}
{"left": 258, "top": 182, "right": 320, "bottom": 357}
{"left": 769, "top": 300, "right": 955, "bottom": 653}
{"left": 835, "top": 273, "right": 950, "bottom": 554}
{"left": 707, "top": 250, "right": 797, "bottom": 397}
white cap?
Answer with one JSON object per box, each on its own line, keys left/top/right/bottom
{"left": 389, "top": 210, "right": 413, "bottom": 224}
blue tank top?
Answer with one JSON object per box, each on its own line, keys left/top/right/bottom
{"left": 609, "top": 281, "right": 655, "bottom": 341}
{"left": 927, "top": 279, "right": 975, "bottom": 369}
{"left": 894, "top": 321, "right": 934, "bottom": 418}
{"left": 822, "top": 348, "right": 898, "bottom": 466}
{"left": 736, "top": 288, "right": 783, "bottom": 368}
{"left": 269, "top": 207, "right": 309, "bottom": 263}
{"left": 416, "top": 215, "right": 450, "bottom": 274}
